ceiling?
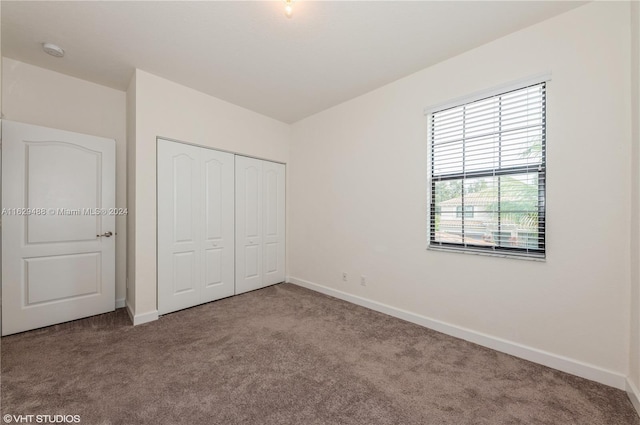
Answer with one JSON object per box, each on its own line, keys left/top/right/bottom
{"left": 2, "top": 1, "right": 583, "bottom": 124}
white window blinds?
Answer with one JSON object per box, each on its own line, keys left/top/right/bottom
{"left": 429, "top": 82, "right": 546, "bottom": 258}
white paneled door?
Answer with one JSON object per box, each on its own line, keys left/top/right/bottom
{"left": 261, "top": 160, "right": 286, "bottom": 286}
{"left": 157, "top": 139, "right": 235, "bottom": 315}
{"left": 235, "top": 156, "right": 263, "bottom": 293}
{"left": 235, "top": 156, "right": 285, "bottom": 294}
{"left": 2, "top": 120, "right": 116, "bottom": 336}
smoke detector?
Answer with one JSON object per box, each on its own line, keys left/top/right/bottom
{"left": 42, "top": 43, "right": 65, "bottom": 58}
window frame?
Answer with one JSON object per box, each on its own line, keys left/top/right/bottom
{"left": 425, "top": 74, "right": 550, "bottom": 260}
{"left": 455, "top": 205, "right": 475, "bottom": 219}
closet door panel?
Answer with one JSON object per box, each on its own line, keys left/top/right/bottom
{"left": 235, "top": 156, "right": 263, "bottom": 294}
{"left": 201, "top": 149, "right": 235, "bottom": 302}
{"left": 263, "top": 161, "right": 286, "bottom": 285}
{"left": 158, "top": 140, "right": 202, "bottom": 314}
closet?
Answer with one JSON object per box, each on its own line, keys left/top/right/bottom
{"left": 157, "top": 139, "right": 285, "bottom": 315}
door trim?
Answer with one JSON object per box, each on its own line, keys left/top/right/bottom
{"left": 155, "top": 136, "right": 287, "bottom": 165}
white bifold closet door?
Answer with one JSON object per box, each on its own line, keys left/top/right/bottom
{"left": 235, "top": 156, "right": 286, "bottom": 294}
{"left": 157, "top": 139, "right": 235, "bottom": 315}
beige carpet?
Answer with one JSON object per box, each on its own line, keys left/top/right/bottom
{"left": 1, "top": 283, "right": 638, "bottom": 425}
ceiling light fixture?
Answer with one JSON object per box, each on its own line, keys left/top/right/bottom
{"left": 284, "top": 0, "right": 293, "bottom": 19}
{"left": 42, "top": 43, "right": 65, "bottom": 58}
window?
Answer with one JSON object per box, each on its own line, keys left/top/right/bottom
{"left": 429, "top": 82, "right": 546, "bottom": 258}
{"left": 456, "top": 205, "right": 474, "bottom": 218}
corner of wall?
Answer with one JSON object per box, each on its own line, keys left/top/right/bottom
{"left": 125, "top": 299, "right": 157, "bottom": 327}
{"left": 126, "top": 70, "right": 137, "bottom": 315}
{"left": 285, "top": 122, "right": 294, "bottom": 280}
{"left": 627, "top": 377, "right": 640, "bottom": 417}
{"left": 630, "top": 1, "right": 640, "bottom": 407}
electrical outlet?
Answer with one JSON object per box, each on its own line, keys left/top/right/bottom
{"left": 342, "top": 272, "right": 348, "bottom": 282}
{"left": 360, "top": 275, "right": 367, "bottom": 286}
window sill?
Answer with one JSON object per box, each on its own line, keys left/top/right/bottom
{"left": 427, "top": 245, "right": 546, "bottom": 262}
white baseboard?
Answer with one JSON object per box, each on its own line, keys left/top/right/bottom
{"left": 115, "top": 298, "right": 126, "bottom": 309}
{"left": 133, "top": 310, "right": 159, "bottom": 326}
{"left": 125, "top": 302, "right": 159, "bottom": 326}
{"left": 627, "top": 378, "right": 640, "bottom": 417}
{"left": 126, "top": 302, "right": 135, "bottom": 324}
{"left": 288, "top": 276, "right": 627, "bottom": 390}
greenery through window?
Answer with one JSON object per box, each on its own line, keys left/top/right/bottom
{"left": 429, "top": 83, "right": 546, "bottom": 258}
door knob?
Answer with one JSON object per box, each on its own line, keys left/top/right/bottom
{"left": 97, "top": 231, "right": 113, "bottom": 238}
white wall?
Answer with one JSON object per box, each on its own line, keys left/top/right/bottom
{"left": 1, "top": 58, "right": 128, "bottom": 305}
{"left": 629, "top": 0, "right": 640, "bottom": 412}
{"left": 290, "top": 2, "right": 632, "bottom": 386}
{"left": 128, "top": 70, "right": 290, "bottom": 320}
